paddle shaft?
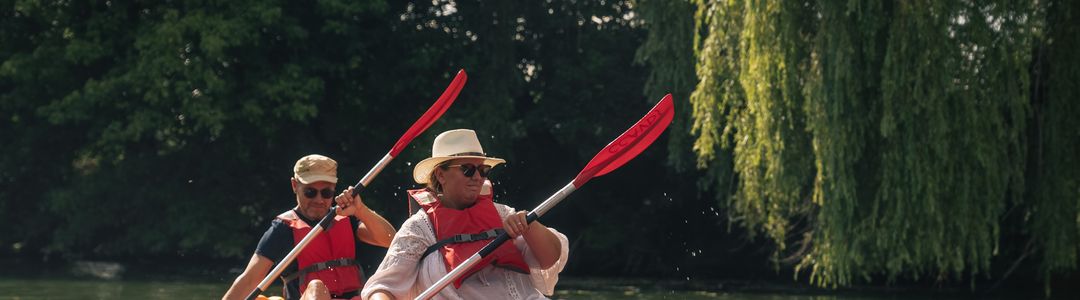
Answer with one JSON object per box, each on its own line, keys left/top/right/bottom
{"left": 353, "top": 153, "right": 392, "bottom": 195}
{"left": 415, "top": 182, "right": 576, "bottom": 300}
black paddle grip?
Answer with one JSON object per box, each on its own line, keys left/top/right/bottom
{"left": 349, "top": 182, "right": 367, "bottom": 197}
{"left": 318, "top": 207, "right": 338, "bottom": 229}
{"left": 245, "top": 288, "right": 262, "bottom": 300}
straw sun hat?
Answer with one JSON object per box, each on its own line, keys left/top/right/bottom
{"left": 413, "top": 129, "right": 506, "bottom": 184}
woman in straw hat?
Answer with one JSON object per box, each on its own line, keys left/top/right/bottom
{"left": 362, "top": 129, "right": 568, "bottom": 300}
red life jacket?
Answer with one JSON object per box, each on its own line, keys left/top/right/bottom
{"left": 408, "top": 181, "right": 530, "bottom": 288}
{"left": 276, "top": 210, "right": 364, "bottom": 297}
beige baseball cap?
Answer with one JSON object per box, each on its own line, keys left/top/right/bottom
{"left": 293, "top": 154, "right": 338, "bottom": 184}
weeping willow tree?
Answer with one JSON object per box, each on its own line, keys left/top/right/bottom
{"left": 1031, "top": 0, "right": 1080, "bottom": 289}
{"left": 634, "top": 0, "right": 700, "bottom": 173}
{"left": 686, "top": 0, "right": 1078, "bottom": 288}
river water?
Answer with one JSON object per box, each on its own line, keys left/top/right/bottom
{"left": 0, "top": 259, "right": 1029, "bottom": 300}
{"left": 0, "top": 277, "right": 983, "bottom": 300}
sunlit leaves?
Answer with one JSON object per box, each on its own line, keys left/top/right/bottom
{"left": 689, "top": 0, "right": 1065, "bottom": 288}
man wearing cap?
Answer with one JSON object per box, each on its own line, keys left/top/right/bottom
{"left": 362, "top": 129, "right": 568, "bottom": 299}
{"left": 224, "top": 155, "right": 397, "bottom": 300}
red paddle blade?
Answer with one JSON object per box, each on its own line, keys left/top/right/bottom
{"left": 389, "top": 70, "right": 468, "bottom": 157}
{"left": 572, "top": 94, "right": 674, "bottom": 187}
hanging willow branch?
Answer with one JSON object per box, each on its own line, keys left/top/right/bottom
{"left": 685, "top": 0, "right": 1061, "bottom": 288}
{"left": 1031, "top": 0, "right": 1080, "bottom": 292}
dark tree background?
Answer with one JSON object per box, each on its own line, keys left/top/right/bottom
{"left": 1, "top": 0, "right": 1077, "bottom": 295}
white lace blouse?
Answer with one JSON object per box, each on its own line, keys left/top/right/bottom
{"left": 361, "top": 203, "right": 569, "bottom": 300}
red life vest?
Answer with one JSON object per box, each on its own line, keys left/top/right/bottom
{"left": 276, "top": 210, "right": 364, "bottom": 297}
{"left": 408, "top": 181, "right": 530, "bottom": 288}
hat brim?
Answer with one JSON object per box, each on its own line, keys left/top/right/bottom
{"left": 296, "top": 174, "right": 339, "bottom": 184}
{"left": 413, "top": 155, "right": 506, "bottom": 184}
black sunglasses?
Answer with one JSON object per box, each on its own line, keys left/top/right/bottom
{"left": 442, "top": 163, "right": 492, "bottom": 178}
{"left": 302, "top": 187, "right": 335, "bottom": 199}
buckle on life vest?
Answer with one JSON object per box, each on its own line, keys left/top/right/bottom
{"left": 280, "top": 258, "right": 361, "bottom": 283}
{"left": 421, "top": 229, "right": 505, "bottom": 260}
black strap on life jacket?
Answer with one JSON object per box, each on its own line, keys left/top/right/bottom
{"left": 419, "top": 229, "right": 505, "bottom": 261}
{"left": 280, "top": 257, "right": 363, "bottom": 283}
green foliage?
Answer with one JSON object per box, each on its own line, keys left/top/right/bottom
{"left": 1, "top": 0, "right": 393, "bottom": 259}
{"left": 869, "top": 0, "right": 1032, "bottom": 286}
{"left": 688, "top": 0, "right": 1070, "bottom": 289}
{"left": 800, "top": 0, "right": 886, "bottom": 287}
{"left": 689, "top": 0, "right": 745, "bottom": 168}
{"left": 634, "top": 0, "right": 698, "bottom": 173}
{"left": 1, "top": 0, "right": 669, "bottom": 275}
{"left": 3, "top": 0, "right": 1077, "bottom": 292}
{"left": 1031, "top": 0, "right": 1080, "bottom": 290}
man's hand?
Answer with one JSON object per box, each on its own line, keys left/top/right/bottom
{"left": 335, "top": 186, "right": 366, "bottom": 216}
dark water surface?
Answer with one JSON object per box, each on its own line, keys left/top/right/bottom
{"left": 0, "top": 260, "right": 1049, "bottom": 300}
{"left": 0, "top": 277, "right": 994, "bottom": 300}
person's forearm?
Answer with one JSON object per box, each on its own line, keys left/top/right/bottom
{"left": 356, "top": 205, "right": 396, "bottom": 247}
{"left": 222, "top": 273, "right": 257, "bottom": 300}
{"left": 523, "top": 221, "right": 562, "bottom": 269}
{"left": 224, "top": 254, "right": 273, "bottom": 300}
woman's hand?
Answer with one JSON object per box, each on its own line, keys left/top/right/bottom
{"left": 503, "top": 210, "right": 562, "bottom": 268}
{"left": 502, "top": 210, "right": 532, "bottom": 238}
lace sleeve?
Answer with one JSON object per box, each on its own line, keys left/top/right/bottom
{"left": 493, "top": 202, "right": 517, "bottom": 217}
{"left": 520, "top": 227, "right": 569, "bottom": 295}
{"left": 361, "top": 212, "right": 436, "bottom": 300}
{"left": 494, "top": 203, "right": 570, "bottom": 296}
